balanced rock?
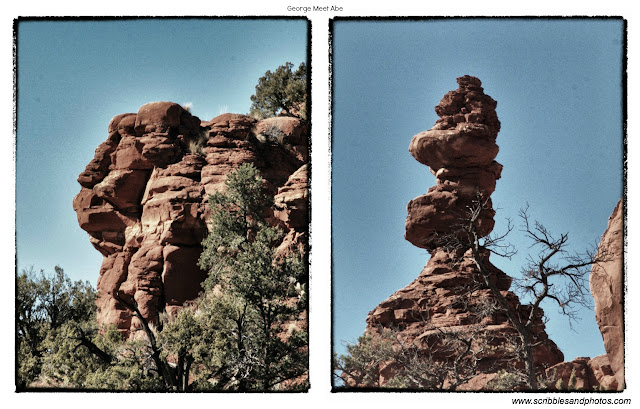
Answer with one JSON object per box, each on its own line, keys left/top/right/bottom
{"left": 405, "top": 75, "right": 502, "bottom": 250}
{"left": 74, "top": 102, "right": 308, "bottom": 335}
{"left": 360, "top": 77, "right": 563, "bottom": 389}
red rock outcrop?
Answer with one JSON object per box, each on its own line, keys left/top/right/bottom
{"left": 361, "top": 76, "right": 563, "bottom": 389}
{"left": 74, "top": 102, "right": 308, "bottom": 335}
{"left": 590, "top": 199, "right": 624, "bottom": 389}
{"left": 546, "top": 354, "right": 619, "bottom": 391}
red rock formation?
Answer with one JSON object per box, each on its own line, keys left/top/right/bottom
{"left": 365, "top": 248, "right": 563, "bottom": 390}
{"left": 590, "top": 199, "right": 624, "bottom": 389}
{"left": 74, "top": 102, "right": 308, "bottom": 335}
{"left": 274, "top": 164, "right": 309, "bottom": 256}
{"left": 362, "top": 76, "right": 563, "bottom": 389}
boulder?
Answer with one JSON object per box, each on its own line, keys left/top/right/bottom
{"left": 545, "top": 354, "right": 619, "bottom": 391}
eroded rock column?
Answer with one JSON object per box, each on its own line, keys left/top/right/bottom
{"left": 363, "top": 76, "right": 563, "bottom": 389}
{"left": 590, "top": 199, "right": 624, "bottom": 389}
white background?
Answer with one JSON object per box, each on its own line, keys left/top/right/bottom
{"left": 1, "top": 1, "right": 637, "bottom": 407}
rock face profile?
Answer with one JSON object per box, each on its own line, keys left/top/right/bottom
{"left": 73, "top": 102, "right": 308, "bottom": 335}
{"left": 364, "top": 76, "right": 564, "bottom": 388}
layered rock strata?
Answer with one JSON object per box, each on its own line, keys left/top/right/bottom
{"left": 73, "top": 102, "right": 308, "bottom": 335}
{"left": 365, "top": 76, "right": 563, "bottom": 388}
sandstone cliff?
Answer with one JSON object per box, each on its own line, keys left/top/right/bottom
{"left": 590, "top": 199, "right": 624, "bottom": 389}
{"left": 73, "top": 102, "right": 308, "bottom": 335}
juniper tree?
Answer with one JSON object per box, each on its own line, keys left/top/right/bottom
{"left": 17, "top": 165, "right": 308, "bottom": 391}
{"left": 16, "top": 266, "right": 97, "bottom": 388}
{"left": 16, "top": 266, "right": 163, "bottom": 390}
{"left": 196, "top": 163, "right": 308, "bottom": 390}
{"left": 249, "top": 62, "right": 307, "bottom": 120}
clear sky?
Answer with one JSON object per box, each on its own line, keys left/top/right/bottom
{"left": 332, "top": 18, "right": 624, "bottom": 363}
{"left": 15, "top": 18, "right": 308, "bottom": 284}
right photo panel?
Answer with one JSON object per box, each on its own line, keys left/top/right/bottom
{"left": 331, "top": 18, "right": 625, "bottom": 392}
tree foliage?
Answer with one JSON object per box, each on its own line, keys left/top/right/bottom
{"left": 195, "top": 163, "right": 308, "bottom": 390}
{"left": 249, "top": 62, "right": 307, "bottom": 120}
{"left": 16, "top": 266, "right": 163, "bottom": 390}
{"left": 16, "top": 266, "right": 97, "bottom": 389}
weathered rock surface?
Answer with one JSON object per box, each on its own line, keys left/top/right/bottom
{"left": 545, "top": 354, "right": 620, "bottom": 391}
{"left": 274, "top": 164, "right": 309, "bottom": 256}
{"left": 590, "top": 199, "right": 624, "bottom": 389}
{"left": 74, "top": 102, "right": 308, "bottom": 335}
{"left": 361, "top": 77, "right": 564, "bottom": 389}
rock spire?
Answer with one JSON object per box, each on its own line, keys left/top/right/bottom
{"left": 405, "top": 75, "right": 502, "bottom": 250}
{"left": 364, "top": 76, "right": 563, "bottom": 388}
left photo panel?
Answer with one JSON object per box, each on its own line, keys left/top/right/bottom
{"left": 15, "top": 17, "right": 310, "bottom": 392}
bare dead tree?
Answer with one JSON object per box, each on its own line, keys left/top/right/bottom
{"left": 514, "top": 204, "right": 598, "bottom": 328}
{"left": 335, "top": 193, "right": 608, "bottom": 391}
{"left": 436, "top": 195, "right": 609, "bottom": 390}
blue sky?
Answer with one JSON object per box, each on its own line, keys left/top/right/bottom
{"left": 15, "top": 18, "right": 308, "bottom": 284}
{"left": 332, "top": 19, "right": 624, "bottom": 363}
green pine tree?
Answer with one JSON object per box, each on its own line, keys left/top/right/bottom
{"left": 195, "top": 163, "right": 308, "bottom": 390}
{"left": 17, "top": 165, "right": 308, "bottom": 391}
{"left": 249, "top": 62, "right": 307, "bottom": 120}
{"left": 16, "top": 266, "right": 164, "bottom": 390}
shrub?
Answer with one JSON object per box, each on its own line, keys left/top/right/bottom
{"left": 187, "top": 129, "right": 209, "bottom": 156}
{"left": 260, "top": 123, "right": 287, "bottom": 145}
